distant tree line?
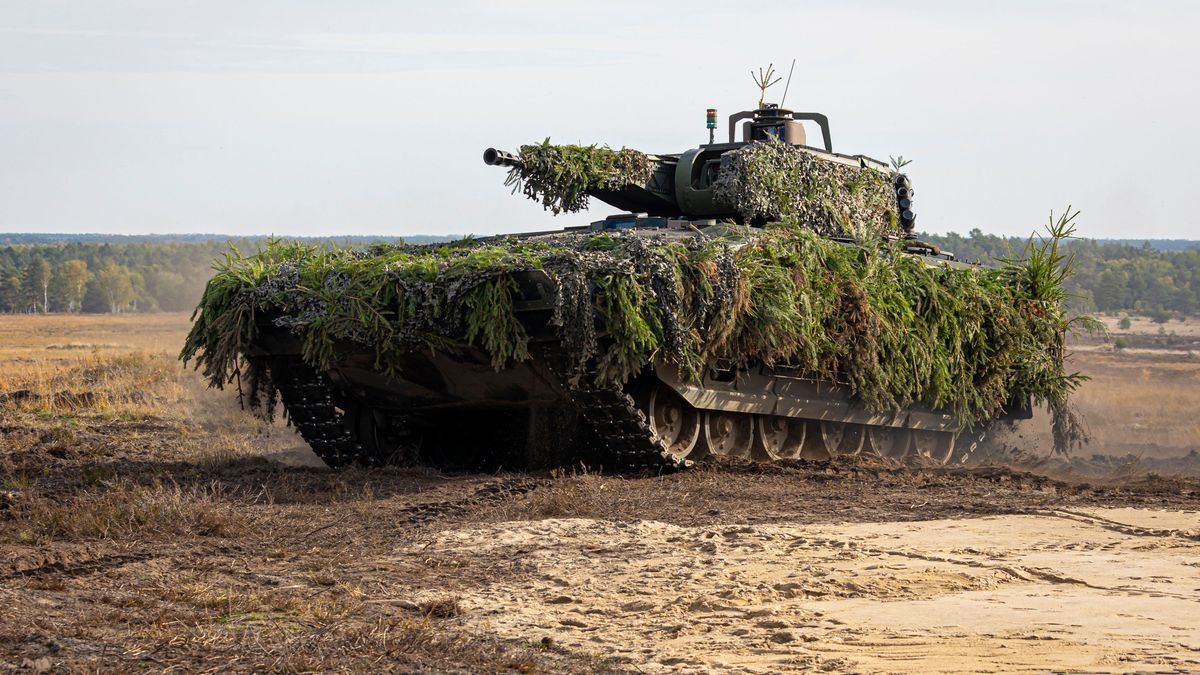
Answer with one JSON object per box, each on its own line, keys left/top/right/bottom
{"left": 0, "top": 237, "right": 436, "bottom": 314}
{"left": 0, "top": 232, "right": 1197, "bottom": 317}
{"left": 0, "top": 241, "right": 241, "bottom": 314}
{"left": 922, "top": 230, "right": 1200, "bottom": 320}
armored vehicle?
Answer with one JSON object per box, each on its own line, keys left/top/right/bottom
{"left": 187, "top": 106, "right": 1057, "bottom": 472}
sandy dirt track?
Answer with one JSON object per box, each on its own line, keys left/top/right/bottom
{"left": 407, "top": 508, "right": 1200, "bottom": 673}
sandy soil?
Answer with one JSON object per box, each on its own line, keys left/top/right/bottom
{"left": 400, "top": 508, "right": 1200, "bottom": 673}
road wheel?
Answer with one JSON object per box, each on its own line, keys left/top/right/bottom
{"left": 865, "top": 426, "right": 912, "bottom": 459}
{"left": 815, "top": 420, "right": 865, "bottom": 457}
{"left": 703, "top": 411, "right": 754, "bottom": 458}
{"left": 639, "top": 382, "right": 703, "bottom": 461}
{"left": 911, "top": 429, "right": 956, "bottom": 464}
{"left": 754, "top": 415, "right": 806, "bottom": 460}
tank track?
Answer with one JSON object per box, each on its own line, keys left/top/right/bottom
{"left": 552, "top": 362, "right": 688, "bottom": 473}
{"left": 272, "top": 352, "right": 987, "bottom": 472}
{"left": 271, "top": 354, "right": 682, "bottom": 472}
{"left": 273, "top": 359, "right": 365, "bottom": 468}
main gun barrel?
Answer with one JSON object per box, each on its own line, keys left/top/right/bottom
{"left": 482, "top": 147, "right": 522, "bottom": 168}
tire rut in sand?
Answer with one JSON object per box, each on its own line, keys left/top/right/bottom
{"left": 388, "top": 510, "right": 1200, "bottom": 673}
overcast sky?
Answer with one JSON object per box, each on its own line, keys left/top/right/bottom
{"left": 1, "top": 0, "right": 1198, "bottom": 239}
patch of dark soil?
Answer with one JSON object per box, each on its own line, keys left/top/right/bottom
{"left": 2, "top": 551, "right": 151, "bottom": 581}
{"left": 398, "top": 477, "right": 545, "bottom": 524}
{"left": 465, "top": 455, "right": 1199, "bottom": 530}
{"left": 0, "top": 390, "right": 34, "bottom": 404}
{"left": 0, "top": 620, "right": 627, "bottom": 674}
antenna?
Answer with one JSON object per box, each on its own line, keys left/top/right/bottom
{"left": 779, "top": 58, "right": 797, "bottom": 108}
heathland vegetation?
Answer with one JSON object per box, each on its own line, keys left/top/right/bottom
{"left": 0, "top": 231, "right": 1197, "bottom": 318}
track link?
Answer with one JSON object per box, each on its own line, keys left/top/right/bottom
{"left": 553, "top": 363, "right": 688, "bottom": 473}
{"left": 273, "top": 359, "right": 364, "bottom": 467}
{"left": 273, "top": 354, "right": 683, "bottom": 472}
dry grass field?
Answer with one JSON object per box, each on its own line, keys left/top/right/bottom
{"left": 1021, "top": 315, "right": 1200, "bottom": 466}
{"left": 0, "top": 313, "right": 608, "bottom": 672}
{"left": 1009, "top": 348, "right": 1200, "bottom": 466}
{"left": 1065, "top": 349, "right": 1200, "bottom": 456}
{"left": 1, "top": 312, "right": 1198, "bottom": 672}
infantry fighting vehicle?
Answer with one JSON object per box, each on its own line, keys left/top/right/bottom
{"left": 246, "top": 106, "right": 1026, "bottom": 471}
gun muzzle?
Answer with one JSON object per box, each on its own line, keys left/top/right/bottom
{"left": 483, "top": 148, "right": 522, "bottom": 167}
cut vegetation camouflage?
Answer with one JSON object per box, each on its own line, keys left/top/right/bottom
{"left": 503, "top": 140, "right": 654, "bottom": 215}
{"left": 502, "top": 139, "right": 901, "bottom": 239}
{"left": 182, "top": 219, "right": 1089, "bottom": 453}
{"left": 712, "top": 140, "right": 901, "bottom": 239}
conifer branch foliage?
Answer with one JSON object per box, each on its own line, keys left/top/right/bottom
{"left": 182, "top": 222, "right": 1088, "bottom": 454}
{"left": 751, "top": 63, "right": 783, "bottom": 109}
{"left": 504, "top": 140, "right": 652, "bottom": 215}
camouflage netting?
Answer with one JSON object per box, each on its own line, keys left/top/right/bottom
{"left": 504, "top": 140, "right": 653, "bottom": 215}
{"left": 182, "top": 223, "right": 1088, "bottom": 453}
{"left": 502, "top": 139, "right": 900, "bottom": 240}
{"left": 712, "top": 140, "right": 901, "bottom": 239}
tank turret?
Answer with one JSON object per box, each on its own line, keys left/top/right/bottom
{"left": 485, "top": 107, "right": 917, "bottom": 236}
